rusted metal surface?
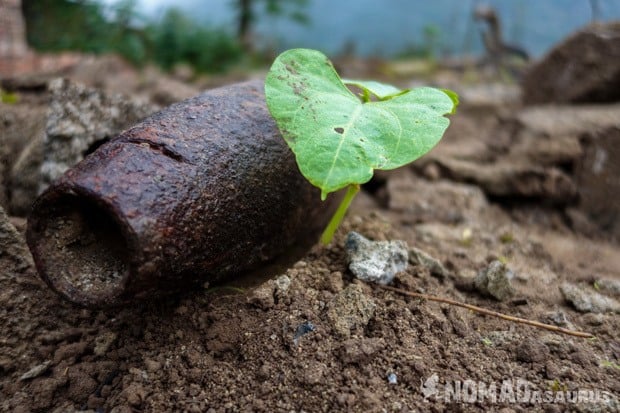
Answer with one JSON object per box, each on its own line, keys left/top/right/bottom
{"left": 26, "top": 80, "right": 339, "bottom": 307}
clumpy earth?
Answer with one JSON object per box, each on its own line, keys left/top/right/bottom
{"left": 2, "top": 170, "right": 620, "bottom": 412}
{"left": 1, "top": 56, "right": 620, "bottom": 412}
{"left": 0, "top": 185, "right": 620, "bottom": 412}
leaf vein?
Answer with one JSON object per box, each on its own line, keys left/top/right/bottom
{"left": 322, "top": 104, "right": 363, "bottom": 190}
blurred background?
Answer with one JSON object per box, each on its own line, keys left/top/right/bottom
{"left": 5, "top": 0, "right": 620, "bottom": 78}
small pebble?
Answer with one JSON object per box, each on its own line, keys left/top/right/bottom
{"left": 409, "top": 247, "right": 450, "bottom": 279}
{"left": 474, "top": 260, "right": 515, "bottom": 301}
{"left": 544, "top": 310, "right": 573, "bottom": 329}
{"left": 596, "top": 278, "right": 620, "bottom": 297}
{"left": 345, "top": 231, "right": 408, "bottom": 285}
{"left": 274, "top": 275, "right": 291, "bottom": 293}
{"left": 560, "top": 282, "right": 620, "bottom": 313}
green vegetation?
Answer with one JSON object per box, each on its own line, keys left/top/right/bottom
{"left": 0, "top": 89, "right": 19, "bottom": 104}
{"left": 22, "top": 0, "right": 243, "bottom": 73}
{"left": 22, "top": 0, "right": 312, "bottom": 74}
{"left": 600, "top": 360, "right": 620, "bottom": 370}
{"left": 480, "top": 337, "right": 493, "bottom": 346}
{"left": 147, "top": 9, "right": 242, "bottom": 73}
{"left": 396, "top": 24, "right": 444, "bottom": 60}
{"left": 548, "top": 379, "right": 568, "bottom": 392}
{"left": 265, "top": 48, "right": 457, "bottom": 243}
{"left": 499, "top": 231, "right": 514, "bottom": 244}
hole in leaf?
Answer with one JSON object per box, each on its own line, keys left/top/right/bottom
{"left": 334, "top": 127, "right": 344, "bottom": 134}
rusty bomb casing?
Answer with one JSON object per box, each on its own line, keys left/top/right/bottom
{"left": 26, "top": 80, "right": 339, "bottom": 307}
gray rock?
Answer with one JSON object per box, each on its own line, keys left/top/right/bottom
{"left": 40, "top": 78, "right": 157, "bottom": 191}
{"left": 544, "top": 310, "right": 574, "bottom": 329}
{"left": 409, "top": 247, "right": 450, "bottom": 279}
{"left": 9, "top": 78, "right": 157, "bottom": 215}
{"left": 474, "top": 260, "right": 515, "bottom": 301}
{"left": 326, "top": 283, "right": 376, "bottom": 338}
{"left": 596, "top": 278, "right": 620, "bottom": 297}
{"left": 544, "top": 310, "right": 577, "bottom": 332}
{"left": 9, "top": 132, "right": 44, "bottom": 215}
{"left": 582, "top": 313, "right": 605, "bottom": 326}
{"left": 560, "top": 283, "right": 620, "bottom": 314}
{"left": 0, "top": 205, "right": 33, "bottom": 278}
{"left": 0, "top": 104, "right": 47, "bottom": 212}
{"left": 274, "top": 274, "right": 291, "bottom": 293}
{"left": 345, "top": 231, "right": 408, "bottom": 285}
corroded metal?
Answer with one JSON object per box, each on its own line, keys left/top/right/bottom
{"left": 26, "top": 80, "right": 339, "bottom": 307}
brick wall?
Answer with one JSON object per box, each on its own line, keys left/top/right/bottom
{"left": 0, "top": 0, "right": 32, "bottom": 77}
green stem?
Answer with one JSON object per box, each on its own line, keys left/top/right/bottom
{"left": 361, "top": 88, "right": 371, "bottom": 103}
{"left": 320, "top": 184, "right": 360, "bottom": 245}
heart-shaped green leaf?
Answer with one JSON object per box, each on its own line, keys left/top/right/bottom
{"left": 265, "top": 48, "right": 456, "bottom": 200}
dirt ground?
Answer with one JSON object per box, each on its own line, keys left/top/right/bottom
{"left": 1, "top": 61, "right": 620, "bottom": 412}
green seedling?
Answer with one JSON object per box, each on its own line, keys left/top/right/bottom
{"left": 600, "top": 360, "right": 620, "bottom": 370}
{"left": 0, "top": 88, "right": 19, "bottom": 104}
{"left": 497, "top": 255, "right": 509, "bottom": 265}
{"left": 548, "top": 379, "right": 568, "bottom": 393}
{"left": 265, "top": 48, "right": 457, "bottom": 244}
{"left": 499, "top": 231, "right": 514, "bottom": 244}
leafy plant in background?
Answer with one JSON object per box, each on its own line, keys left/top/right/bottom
{"left": 23, "top": 0, "right": 115, "bottom": 54}
{"left": 396, "top": 24, "right": 444, "bottom": 60}
{"left": 146, "top": 8, "right": 243, "bottom": 73}
{"left": 233, "top": 0, "right": 309, "bottom": 51}
{"left": 265, "top": 48, "right": 458, "bottom": 244}
{"left": 22, "top": 0, "right": 243, "bottom": 73}
{"left": 0, "top": 88, "right": 19, "bottom": 105}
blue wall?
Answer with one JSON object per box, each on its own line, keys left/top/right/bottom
{"left": 154, "top": 0, "right": 620, "bottom": 58}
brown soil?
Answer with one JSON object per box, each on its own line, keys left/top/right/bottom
{"left": 1, "top": 59, "right": 619, "bottom": 412}
{"left": 2, "top": 174, "right": 620, "bottom": 412}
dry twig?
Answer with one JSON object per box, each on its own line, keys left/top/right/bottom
{"left": 378, "top": 284, "right": 594, "bottom": 339}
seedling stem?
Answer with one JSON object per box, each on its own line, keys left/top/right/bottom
{"left": 320, "top": 184, "right": 360, "bottom": 245}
